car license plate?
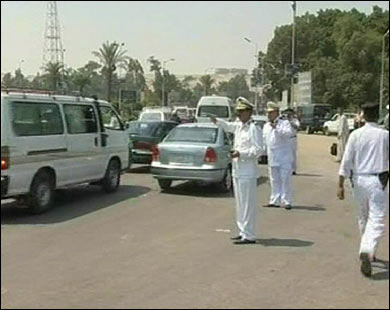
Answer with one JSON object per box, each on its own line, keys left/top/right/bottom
{"left": 171, "top": 154, "right": 192, "bottom": 164}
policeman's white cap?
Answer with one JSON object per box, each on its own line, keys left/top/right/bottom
{"left": 236, "top": 97, "right": 254, "bottom": 111}
{"left": 266, "top": 101, "right": 280, "bottom": 112}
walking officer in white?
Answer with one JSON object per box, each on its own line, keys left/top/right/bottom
{"left": 210, "top": 97, "right": 263, "bottom": 244}
{"left": 283, "top": 108, "right": 300, "bottom": 175}
{"left": 338, "top": 102, "right": 389, "bottom": 277}
{"left": 263, "top": 102, "right": 295, "bottom": 210}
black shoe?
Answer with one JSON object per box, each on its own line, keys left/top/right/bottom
{"left": 233, "top": 239, "right": 256, "bottom": 245}
{"left": 263, "top": 204, "right": 280, "bottom": 208}
{"left": 292, "top": 171, "right": 297, "bottom": 175}
{"left": 230, "top": 235, "right": 242, "bottom": 241}
{"left": 360, "top": 253, "right": 372, "bottom": 277}
{"left": 285, "top": 205, "right": 292, "bottom": 210}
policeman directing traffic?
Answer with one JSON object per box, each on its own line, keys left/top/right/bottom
{"left": 210, "top": 97, "right": 263, "bottom": 244}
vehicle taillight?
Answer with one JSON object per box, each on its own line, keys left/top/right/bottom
{"left": 204, "top": 147, "right": 217, "bottom": 163}
{"left": 152, "top": 146, "right": 160, "bottom": 161}
{"left": 1, "top": 146, "right": 10, "bottom": 170}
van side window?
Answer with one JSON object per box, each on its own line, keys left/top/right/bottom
{"left": 100, "top": 106, "right": 123, "bottom": 130}
{"left": 11, "top": 102, "right": 64, "bottom": 136}
{"left": 64, "top": 105, "right": 98, "bottom": 134}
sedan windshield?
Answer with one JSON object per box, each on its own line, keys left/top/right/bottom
{"left": 165, "top": 127, "right": 218, "bottom": 144}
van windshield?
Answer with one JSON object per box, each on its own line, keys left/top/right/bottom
{"left": 198, "top": 106, "right": 229, "bottom": 118}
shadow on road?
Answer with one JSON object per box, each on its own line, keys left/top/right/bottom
{"left": 372, "top": 259, "right": 389, "bottom": 281}
{"left": 162, "top": 181, "right": 233, "bottom": 198}
{"left": 295, "top": 173, "right": 323, "bottom": 177}
{"left": 128, "top": 165, "right": 151, "bottom": 174}
{"left": 162, "top": 177, "right": 268, "bottom": 198}
{"left": 1, "top": 185, "right": 150, "bottom": 225}
{"left": 291, "top": 205, "right": 326, "bottom": 212}
{"left": 257, "top": 176, "right": 268, "bottom": 186}
{"left": 256, "top": 238, "right": 314, "bottom": 247}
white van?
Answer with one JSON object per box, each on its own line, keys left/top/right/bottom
{"left": 195, "top": 96, "right": 234, "bottom": 123}
{"left": 139, "top": 107, "right": 172, "bottom": 122}
{"left": 1, "top": 90, "right": 129, "bottom": 214}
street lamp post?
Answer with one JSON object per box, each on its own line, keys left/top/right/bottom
{"left": 18, "top": 60, "right": 24, "bottom": 72}
{"left": 290, "top": 1, "right": 297, "bottom": 109}
{"left": 204, "top": 68, "right": 213, "bottom": 95}
{"left": 244, "top": 37, "right": 259, "bottom": 112}
{"left": 115, "top": 42, "right": 125, "bottom": 115}
{"left": 161, "top": 58, "right": 175, "bottom": 107}
{"left": 379, "top": 29, "right": 389, "bottom": 117}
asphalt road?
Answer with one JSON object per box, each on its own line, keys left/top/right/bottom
{"left": 1, "top": 133, "right": 389, "bottom": 309}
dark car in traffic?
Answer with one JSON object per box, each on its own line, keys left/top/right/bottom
{"left": 297, "top": 104, "right": 332, "bottom": 134}
{"left": 126, "top": 121, "right": 178, "bottom": 165}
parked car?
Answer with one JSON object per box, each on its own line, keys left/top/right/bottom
{"left": 323, "top": 113, "right": 357, "bottom": 136}
{"left": 151, "top": 123, "right": 233, "bottom": 192}
{"left": 297, "top": 104, "right": 332, "bottom": 134}
{"left": 126, "top": 121, "right": 178, "bottom": 165}
{"left": 1, "top": 89, "right": 129, "bottom": 214}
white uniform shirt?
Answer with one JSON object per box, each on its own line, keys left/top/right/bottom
{"left": 339, "top": 123, "right": 389, "bottom": 177}
{"left": 263, "top": 118, "right": 295, "bottom": 167}
{"left": 216, "top": 118, "right": 263, "bottom": 179}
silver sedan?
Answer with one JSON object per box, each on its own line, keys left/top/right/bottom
{"left": 150, "top": 123, "right": 233, "bottom": 192}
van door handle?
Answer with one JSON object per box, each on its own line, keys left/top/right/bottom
{"left": 94, "top": 137, "right": 98, "bottom": 146}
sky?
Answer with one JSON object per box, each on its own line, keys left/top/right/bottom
{"left": 1, "top": 1, "right": 389, "bottom": 76}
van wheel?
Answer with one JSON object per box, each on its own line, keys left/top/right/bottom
{"left": 218, "top": 167, "right": 233, "bottom": 193}
{"left": 158, "top": 179, "right": 172, "bottom": 191}
{"left": 27, "top": 172, "right": 54, "bottom": 214}
{"left": 102, "top": 159, "right": 121, "bottom": 193}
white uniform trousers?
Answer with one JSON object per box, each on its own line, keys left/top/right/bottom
{"left": 233, "top": 177, "right": 257, "bottom": 241}
{"left": 353, "top": 175, "right": 388, "bottom": 256}
{"left": 292, "top": 137, "right": 298, "bottom": 172}
{"left": 269, "top": 165, "right": 293, "bottom": 206}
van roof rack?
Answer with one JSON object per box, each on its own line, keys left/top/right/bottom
{"left": 1, "top": 88, "right": 57, "bottom": 96}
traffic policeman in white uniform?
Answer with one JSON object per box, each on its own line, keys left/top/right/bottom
{"left": 210, "top": 97, "right": 263, "bottom": 244}
{"left": 284, "top": 108, "right": 300, "bottom": 175}
{"left": 338, "top": 102, "right": 389, "bottom": 277}
{"left": 263, "top": 102, "right": 295, "bottom": 210}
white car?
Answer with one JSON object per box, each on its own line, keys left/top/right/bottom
{"left": 1, "top": 90, "right": 129, "bottom": 214}
{"left": 323, "top": 113, "right": 357, "bottom": 135}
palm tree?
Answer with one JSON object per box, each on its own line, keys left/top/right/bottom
{"left": 42, "top": 62, "right": 64, "bottom": 91}
{"left": 126, "top": 57, "right": 145, "bottom": 90}
{"left": 92, "top": 41, "right": 127, "bottom": 102}
{"left": 199, "top": 75, "right": 215, "bottom": 96}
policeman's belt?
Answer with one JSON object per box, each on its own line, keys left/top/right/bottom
{"left": 354, "top": 172, "right": 387, "bottom": 176}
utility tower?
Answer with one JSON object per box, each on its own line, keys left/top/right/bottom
{"left": 42, "top": 1, "right": 64, "bottom": 67}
